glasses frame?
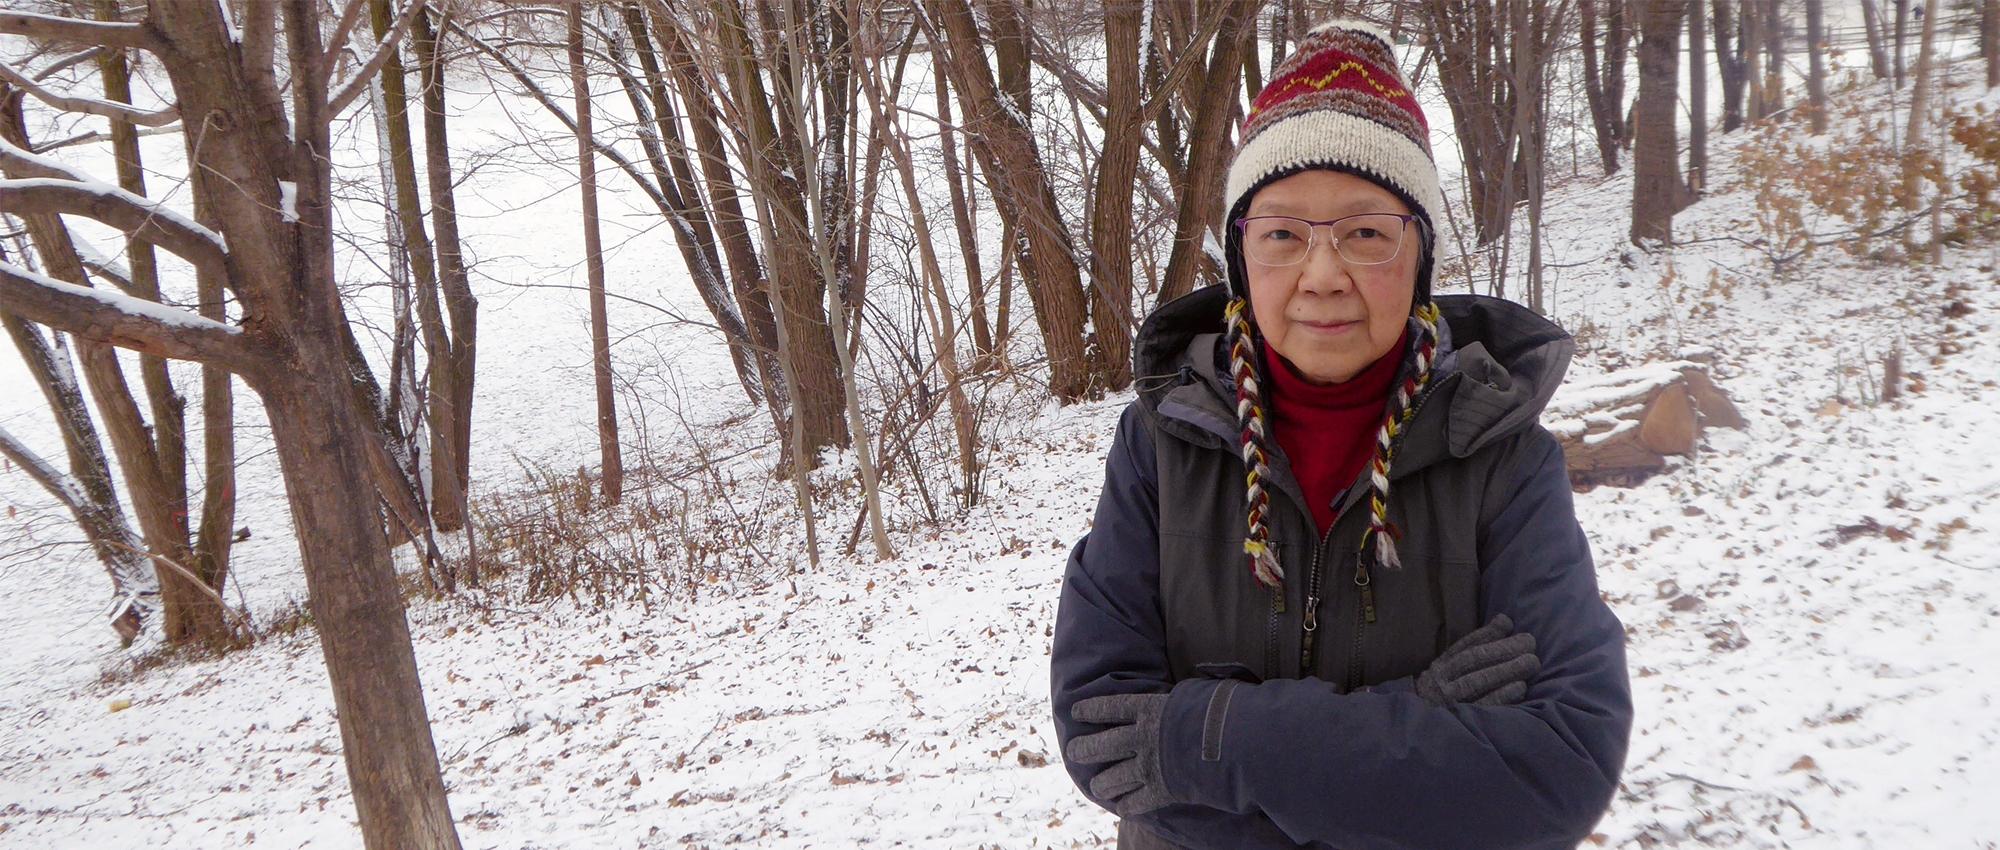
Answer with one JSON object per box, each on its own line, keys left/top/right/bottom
{"left": 1234, "top": 213, "right": 1420, "bottom": 267}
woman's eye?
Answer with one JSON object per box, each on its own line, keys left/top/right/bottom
{"left": 1265, "top": 228, "right": 1299, "bottom": 241}
{"left": 1348, "top": 228, "right": 1383, "bottom": 239}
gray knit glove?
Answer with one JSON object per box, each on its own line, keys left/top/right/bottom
{"left": 1066, "top": 692, "right": 1173, "bottom": 817}
{"left": 1415, "top": 614, "right": 1541, "bottom": 706}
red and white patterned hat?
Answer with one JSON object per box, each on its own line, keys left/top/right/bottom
{"left": 1223, "top": 19, "right": 1442, "bottom": 299}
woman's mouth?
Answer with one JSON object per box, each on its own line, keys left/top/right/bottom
{"left": 1299, "top": 318, "right": 1362, "bottom": 333}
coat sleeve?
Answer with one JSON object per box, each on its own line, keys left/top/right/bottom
{"left": 1051, "top": 404, "right": 1316, "bottom": 848}
{"left": 1156, "top": 428, "right": 1633, "bottom": 850}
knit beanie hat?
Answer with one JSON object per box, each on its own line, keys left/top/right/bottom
{"left": 1224, "top": 18, "right": 1443, "bottom": 304}
{"left": 1218, "top": 19, "right": 1445, "bottom": 603}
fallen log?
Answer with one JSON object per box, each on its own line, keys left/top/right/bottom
{"left": 1544, "top": 358, "right": 1744, "bottom": 486}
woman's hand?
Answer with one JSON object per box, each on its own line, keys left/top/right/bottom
{"left": 1065, "top": 692, "right": 1174, "bottom": 817}
{"left": 1414, "top": 614, "right": 1541, "bottom": 706}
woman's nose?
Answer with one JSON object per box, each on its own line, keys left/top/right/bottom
{"left": 1295, "top": 235, "right": 1354, "bottom": 295}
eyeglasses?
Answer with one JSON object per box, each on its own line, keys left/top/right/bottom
{"left": 1235, "top": 213, "right": 1418, "bottom": 267}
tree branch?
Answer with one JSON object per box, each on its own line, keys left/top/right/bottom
{"left": 327, "top": 0, "right": 424, "bottom": 116}
{"left": 0, "top": 261, "right": 253, "bottom": 369}
{"left": 0, "top": 177, "right": 228, "bottom": 280}
{"left": 0, "top": 58, "right": 180, "bottom": 127}
{"left": 0, "top": 11, "right": 163, "bottom": 52}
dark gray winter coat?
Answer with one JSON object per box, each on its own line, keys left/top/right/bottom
{"left": 1050, "top": 285, "right": 1633, "bottom": 849}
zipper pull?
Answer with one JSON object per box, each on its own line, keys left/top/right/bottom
{"left": 1299, "top": 595, "right": 1321, "bottom": 674}
{"left": 1354, "top": 565, "right": 1377, "bottom": 624}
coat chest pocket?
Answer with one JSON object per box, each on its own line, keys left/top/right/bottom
{"left": 1348, "top": 547, "right": 1483, "bottom": 686}
{"left": 1157, "top": 531, "right": 1284, "bottom": 683}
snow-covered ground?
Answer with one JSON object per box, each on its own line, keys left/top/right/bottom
{"left": 4, "top": 33, "right": 2000, "bottom": 850}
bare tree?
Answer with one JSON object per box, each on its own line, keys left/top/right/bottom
{"left": 370, "top": 0, "right": 471, "bottom": 529}
{"left": 1156, "top": 1, "right": 1258, "bottom": 307}
{"left": 1714, "top": 0, "right": 1747, "bottom": 131}
{"left": 1805, "top": 0, "right": 1828, "bottom": 134}
{"left": 1984, "top": 0, "right": 1999, "bottom": 88}
{"left": 1, "top": 3, "right": 466, "bottom": 845}
{"left": 928, "top": 41, "right": 993, "bottom": 363}
{"left": 1689, "top": 0, "right": 1708, "bottom": 191}
{"left": 0, "top": 304, "right": 157, "bottom": 643}
{"left": 1580, "top": 0, "right": 1631, "bottom": 174}
{"left": 925, "top": 0, "right": 1102, "bottom": 401}
{"left": 1862, "top": 0, "right": 1894, "bottom": 79}
{"left": 568, "top": 2, "right": 623, "bottom": 503}
{"left": 1631, "top": 0, "right": 1690, "bottom": 244}
{"left": 1904, "top": 0, "right": 1940, "bottom": 212}
{"left": 855, "top": 10, "right": 983, "bottom": 511}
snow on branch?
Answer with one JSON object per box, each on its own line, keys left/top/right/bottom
{"left": 0, "top": 59, "right": 180, "bottom": 128}
{"left": 326, "top": 0, "right": 425, "bottom": 117}
{"left": 0, "top": 260, "right": 253, "bottom": 369}
{"left": 0, "top": 11, "right": 164, "bottom": 53}
{"left": 28, "top": 122, "right": 183, "bottom": 155}
{"left": 0, "top": 177, "right": 229, "bottom": 279}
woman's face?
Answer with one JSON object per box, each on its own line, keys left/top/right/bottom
{"left": 1242, "top": 169, "right": 1420, "bottom": 385}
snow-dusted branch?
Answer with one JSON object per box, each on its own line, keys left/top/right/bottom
{"left": 321, "top": 0, "right": 370, "bottom": 79}
{"left": 0, "top": 178, "right": 228, "bottom": 279}
{"left": 29, "top": 46, "right": 105, "bottom": 81}
{"left": 327, "top": 0, "right": 425, "bottom": 117}
{"left": 0, "top": 137, "right": 227, "bottom": 276}
{"left": 0, "top": 424, "right": 159, "bottom": 635}
{"left": 28, "top": 122, "right": 183, "bottom": 154}
{"left": 0, "top": 261, "right": 252, "bottom": 368}
{"left": 0, "top": 59, "right": 180, "bottom": 127}
{"left": 0, "top": 11, "right": 163, "bottom": 53}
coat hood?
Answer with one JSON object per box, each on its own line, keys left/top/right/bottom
{"left": 1132, "top": 285, "right": 1574, "bottom": 478}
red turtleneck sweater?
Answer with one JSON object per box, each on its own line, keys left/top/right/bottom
{"left": 1261, "top": 329, "right": 1408, "bottom": 533}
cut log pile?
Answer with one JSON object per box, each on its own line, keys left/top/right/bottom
{"left": 1544, "top": 357, "right": 1745, "bottom": 486}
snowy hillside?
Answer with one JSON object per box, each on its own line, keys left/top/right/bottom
{"left": 5, "top": 31, "right": 2000, "bottom": 850}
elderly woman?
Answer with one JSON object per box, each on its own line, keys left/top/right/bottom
{"left": 1050, "top": 20, "right": 1633, "bottom": 850}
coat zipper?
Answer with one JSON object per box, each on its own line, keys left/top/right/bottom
{"left": 1328, "top": 376, "right": 1452, "bottom": 689}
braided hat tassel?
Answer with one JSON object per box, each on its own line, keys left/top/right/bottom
{"left": 1359, "top": 302, "right": 1443, "bottom": 570}
{"left": 1224, "top": 297, "right": 1284, "bottom": 590}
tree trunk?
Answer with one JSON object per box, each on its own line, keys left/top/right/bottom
{"left": 1158, "top": 0, "right": 1255, "bottom": 307}
{"left": 1760, "top": 0, "right": 1784, "bottom": 118}
{"left": 3, "top": 3, "right": 468, "bottom": 844}
{"left": 714, "top": 0, "right": 851, "bottom": 460}
{"left": 0, "top": 314, "right": 158, "bottom": 642}
{"left": 1689, "top": 0, "right": 1708, "bottom": 192}
{"left": 1985, "top": 0, "right": 2000, "bottom": 88}
{"left": 783, "top": 0, "right": 890, "bottom": 560}
{"left": 1862, "top": 0, "right": 1893, "bottom": 80}
{"left": 413, "top": 2, "right": 477, "bottom": 521}
{"left": 1895, "top": 0, "right": 1910, "bottom": 89}
{"left": 569, "top": 4, "right": 622, "bottom": 502}
{"left": 930, "top": 44, "right": 992, "bottom": 363}
{"left": 1631, "top": 0, "right": 1688, "bottom": 245}
{"left": 371, "top": 0, "right": 466, "bottom": 531}
{"left": 1090, "top": 0, "right": 1144, "bottom": 385}
{"left": 1715, "top": 0, "right": 1746, "bottom": 131}
{"left": 1743, "top": 0, "right": 1767, "bottom": 120}
{"left": 94, "top": 0, "right": 188, "bottom": 562}
{"left": 1805, "top": 0, "right": 1827, "bottom": 134}
{"left": 1904, "top": 0, "right": 1939, "bottom": 213}
{"left": 645, "top": 9, "right": 790, "bottom": 430}
{"left": 609, "top": 2, "right": 763, "bottom": 407}
{"left": 1580, "top": 0, "right": 1631, "bottom": 175}
{"left": 0, "top": 91, "right": 218, "bottom": 644}
{"left": 926, "top": 0, "right": 1098, "bottom": 402}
